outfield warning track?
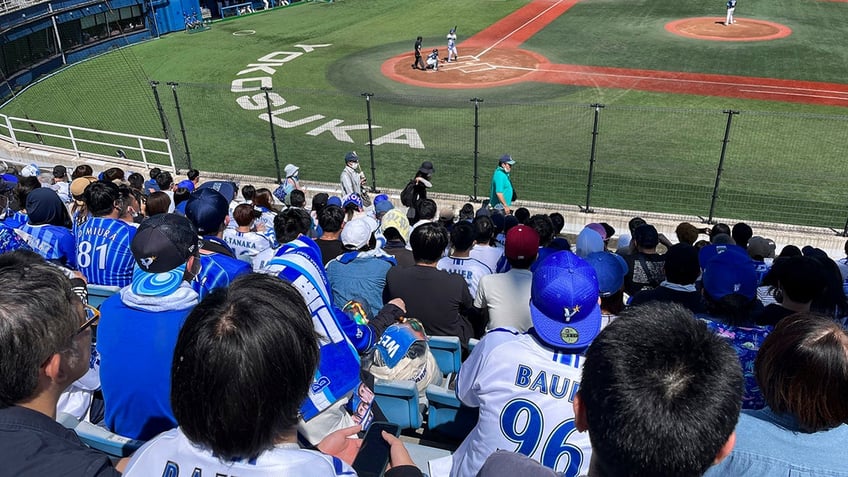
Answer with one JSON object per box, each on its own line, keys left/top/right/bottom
{"left": 382, "top": 0, "right": 848, "bottom": 107}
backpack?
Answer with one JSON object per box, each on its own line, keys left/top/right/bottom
{"left": 400, "top": 180, "right": 416, "bottom": 207}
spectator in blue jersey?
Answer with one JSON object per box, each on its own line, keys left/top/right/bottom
{"left": 326, "top": 216, "right": 396, "bottom": 317}
{"left": 143, "top": 167, "right": 161, "bottom": 194}
{"left": 176, "top": 168, "right": 200, "bottom": 192}
{"left": 261, "top": 208, "right": 400, "bottom": 445}
{"left": 122, "top": 273, "right": 421, "bottom": 477}
{"left": 75, "top": 181, "right": 137, "bottom": 287}
{"left": 6, "top": 176, "right": 40, "bottom": 228}
{"left": 0, "top": 257, "right": 123, "bottom": 476}
{"left": 16, "top": 188, "right": 75, "bottom": 268}
{"left": 438, "top": 221, "right": 493, "bottom": 298}
{"left": 172, "top": 187, "right": 190, "bottom": 214}
{"left": 0, "top": 180, "right": 31, "bottom": 254}
{"left": 98, "top": 213, "right": 201, "bottom": 441}
{"left": 184, "top": 188, "right": 250, "bottom": 299}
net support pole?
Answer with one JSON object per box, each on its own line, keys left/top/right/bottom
{"left": 149, "top": 81, "right": 170, "bottom": 140}
{"left": 263, "top": 87, "right": 283, "bottom": 184}
{"left": 582, "top": 103, "right": 604, "bottom": 213}
{"left": 167, "top": 82, "right": 192, "bottom": 172}
{"left": 471, "top": 97, "right": 483, "bottom": 201}
{"left": 706, "top": 110, "right": 739, "bottom": 224}
{"left": 362, "top": 92, "right": 377, "bottom": 193}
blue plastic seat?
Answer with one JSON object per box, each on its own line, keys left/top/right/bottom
{"left": 57, "top": 412, "right": 144, "bottom": 457}
{"left": 425, "top": 384, "right": 479, "bottom": 440}
{"left": 427, "top": 335, "right": 462, "bottom": 377}
{"left": 373, "top": 379, "right": 421, "bottom": 430}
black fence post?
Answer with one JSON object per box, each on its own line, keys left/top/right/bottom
{"left": 471, "top": 97, "right": 483, "bottom": 201}
{"left": 362, "top": 92, "right": 378, "bottom": 193}
{"left": 262, "top": 87, "right": 282, "bottom": 184}
{"left": 582, "top": 103, "right": 604, "bottom": 213}
{"left": 704, "top": 110, "right": 739, "bottom": 224}
{"left": 166, "top": 82, "right": 192, "bottom": 171}
{"left": 149, "top": 81, "right": 169, "bottom": 140}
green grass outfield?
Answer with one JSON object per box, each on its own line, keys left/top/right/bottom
{"left": 3, "top": 0, "right": 848, "bottom": 227}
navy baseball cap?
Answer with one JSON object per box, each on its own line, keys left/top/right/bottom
{"left": 530, "top": 251, "right": 601, "bottom": 351}
{"left": 345, "top": 151, "right": 359, "bottom": 163}
{"left": 185, "top": 188, "right": 229, "bottom": 235}
{"left": 130, "top": 213, "right": 200, "bottom": 296}
{"left": 499, "top": 154, "right": 515, "bottom": 165}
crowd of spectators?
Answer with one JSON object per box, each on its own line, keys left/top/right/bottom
{"left": 2, "top": 158, "right": 848, "bottom": 477}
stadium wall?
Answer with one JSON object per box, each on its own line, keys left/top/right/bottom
{"left": 0, "top": 0, "right": 199, "bottom": 98}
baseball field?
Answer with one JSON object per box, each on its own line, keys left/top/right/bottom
{"left": 2, "top": 0, "right": 848, "bottom": 227}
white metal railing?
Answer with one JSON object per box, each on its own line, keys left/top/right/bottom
{"left": 0, "top": 113, "right": 175, "bottom": 171}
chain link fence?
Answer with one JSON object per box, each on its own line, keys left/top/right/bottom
{"left": 9, "top": 80, "right": 848, "bottom": 231}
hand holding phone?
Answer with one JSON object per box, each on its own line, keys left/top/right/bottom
{"left": 352, "top": 422, "right": 401, "bottom": 477}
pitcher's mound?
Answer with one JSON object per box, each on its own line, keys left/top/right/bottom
{"left": 665, "top": 17, "right": 792, "bottom": 41}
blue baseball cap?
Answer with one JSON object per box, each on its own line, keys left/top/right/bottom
{"left": 585, "top": 252, "right": 628, "bottom": 297}
{"left": 702, "top": 245, "right": 757, "bottom": 301}
{"left": 343, "top": 193, "right": 363, "bottom": 210}
{"left": 530, "top": 251, "right": 601, "bottom": 351}
{"left": 327, "top": 196, "right": 342, "bottom": 207}
{"left": 698, "top": 243, "right": 747, "bottom": 272}
{"left": 344, "top": 151, "right": 359, "bottom": 163}
{"left": 499, "top": 154, "right": 515, "bottom": 165}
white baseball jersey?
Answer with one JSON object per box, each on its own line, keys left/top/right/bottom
{"left": 437, "top": 255, "right": 493, "bottom": 297}
{"left": 222, "top": 229, "right": 275, "bottom": 269}
{"left": 124, "top": 427, "right": 355, "bottom": 477}
{"left": 451, "top": 329, "right": 591, "bottom": 477}
{"left": 469, "top": 243, "right": 504, "bottom": 273}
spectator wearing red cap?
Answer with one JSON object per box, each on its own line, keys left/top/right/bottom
{"left": 475, "top": 224, "right": 539, "bottom": 333}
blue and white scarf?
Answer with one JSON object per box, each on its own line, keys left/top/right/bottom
{"left": 263, "top": 236, "right": 361, "bottom": 421}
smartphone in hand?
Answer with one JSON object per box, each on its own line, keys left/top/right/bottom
{"left": 351, "top": 421, "right": 401, "bottom": 477}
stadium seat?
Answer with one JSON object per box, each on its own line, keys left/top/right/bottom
{"left": 56, "top": 412, "right": 144, "bottom": 457}
{"left": 373, "top": 379, "right": 421, "bottom": 430}
{"left": 428, "top": 335, "right": 462, "bottom": 377}
{"left": 86, "top": 284, "right": 121, "bottom": 309}
{"left": 425, "top": 384, "right": 479, "bottom": 440}
{"left": 467, "top": 338, "right": 479, "bottom": 353}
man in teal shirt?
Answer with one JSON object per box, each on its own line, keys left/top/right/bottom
{"left": 490, "top": 154, "right": 515, "bottom": 215}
